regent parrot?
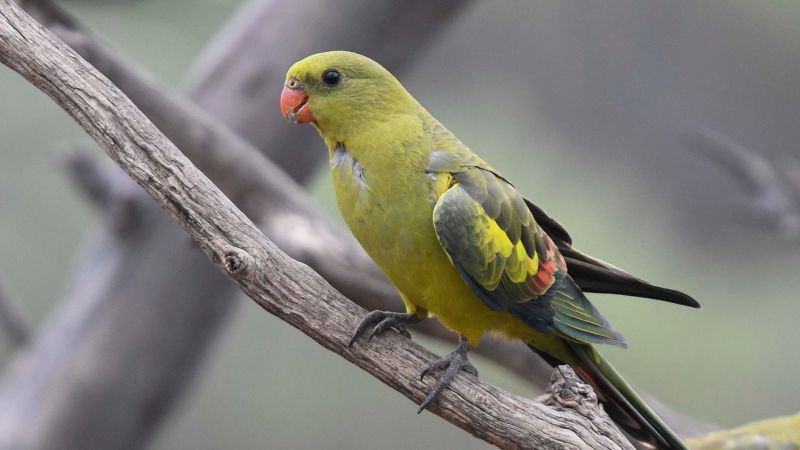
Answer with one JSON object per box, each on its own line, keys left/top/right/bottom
{"left": 280, "top": 51, "right": 700, "bottom": 450}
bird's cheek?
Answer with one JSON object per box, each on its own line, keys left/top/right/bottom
{"left": 280, "top": 87, "right": 315, "bottom": 124}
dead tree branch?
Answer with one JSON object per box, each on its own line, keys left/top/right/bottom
{"left": 0, "top": 3, "right": 634, "bottom": 448}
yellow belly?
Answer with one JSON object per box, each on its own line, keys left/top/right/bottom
{"left": 332, "top": 163, "right": 564, "bottom": 351}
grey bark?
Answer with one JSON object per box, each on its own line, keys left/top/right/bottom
{"left": 0, "top": 3, "right": 635, "bottom": 449}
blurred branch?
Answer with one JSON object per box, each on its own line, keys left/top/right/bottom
{"left": 0, "top": 6, "right": 635, "bottom": 448}
{"left": 58, "top": 147, "right": 142, "bottom": 235}
{"left": 688, "top": 413, "right": 800, "bottom": 450}
{"left": 685, "top": 127, "right": 800, "bottom": 239}
{"left": 0, "top": 276, "right": 28, "bottom": 348}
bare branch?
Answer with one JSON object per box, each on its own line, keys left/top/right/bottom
{"left": 0, "top": 276, "right": 28, "bottom": 348}
{"left": 685, "top": 127, "right": 800, "bottom": 239}
{"left": 0, "top": 4, "right": 634, "bottom": 449}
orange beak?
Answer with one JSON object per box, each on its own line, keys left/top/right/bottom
{"left": 280, "top": 78, "right": 315, "bottom": 124}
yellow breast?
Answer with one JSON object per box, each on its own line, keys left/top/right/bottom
{"left": 330, "top": 147, "right": 547, "bottom": 346}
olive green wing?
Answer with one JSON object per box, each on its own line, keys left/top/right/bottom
{"left": 431, "top": 165, "right": 625, "bottom": 347}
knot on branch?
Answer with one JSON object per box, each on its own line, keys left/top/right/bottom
{"left": 539, "top": 365, "right": 601, "bottom": 418}
{"left": 223, "top": 249, "right": 250, "bottom": 275}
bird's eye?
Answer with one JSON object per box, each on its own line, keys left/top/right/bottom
{"left": 322, "top": 69, "right": 341, "bottom": 87}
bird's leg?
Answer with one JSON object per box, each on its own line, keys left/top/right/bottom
{"left": 417, "top": 336, "right": 478, "bottom": 413}
{"left": 348, "top": 310, "right": 422, "bottom": 346}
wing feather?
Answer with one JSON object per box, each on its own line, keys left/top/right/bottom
{"left": 432, "top": 165, "right": 625, "bottom": 346}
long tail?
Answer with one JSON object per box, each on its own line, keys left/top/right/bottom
{"left": 531, "top": 343, "right": 688, "bottom": 450}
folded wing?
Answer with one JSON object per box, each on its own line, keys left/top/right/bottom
{"left": 432, "top": 167, "right": 625, "bottom": 347}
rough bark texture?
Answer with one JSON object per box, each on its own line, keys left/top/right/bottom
{"left": 0, "top": 2, "right": 635, "bottom": 449}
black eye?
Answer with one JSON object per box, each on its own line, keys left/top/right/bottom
{"left": 322, "top": 69, "right": 341, "bottom": 87}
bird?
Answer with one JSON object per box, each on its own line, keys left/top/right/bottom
{"left": 280, "top": 51, "right": 700, "bottom": 450}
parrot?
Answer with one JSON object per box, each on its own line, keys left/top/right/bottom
{"left": 280, "top": 51, "right": 700, "bottom": 450}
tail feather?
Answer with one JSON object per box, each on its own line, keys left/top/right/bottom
{"left": 530, "top": 343, "right": 688, "bottom": 450}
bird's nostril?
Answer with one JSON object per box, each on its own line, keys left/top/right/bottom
{"left": 286, "top": 77, "right": 303, "bottom": 90}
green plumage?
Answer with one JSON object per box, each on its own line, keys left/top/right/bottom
{"left": 283, "top": 51, "right": 699, "bottom": 450}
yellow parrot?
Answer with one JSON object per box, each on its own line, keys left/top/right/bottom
{"left": 280, "top": 51, "right": 700, "bottom": 450}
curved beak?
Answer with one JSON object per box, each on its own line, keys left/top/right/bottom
{"left": 280, "top": 78, "right": 314, "bottom": 124}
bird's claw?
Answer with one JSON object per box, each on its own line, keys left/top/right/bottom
{"left": 417, "top": 337, "right": 477, "bottom": 413}
{"left": 348, "top": 310, "right": 418, "bottom": 347}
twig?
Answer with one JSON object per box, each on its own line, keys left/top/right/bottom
{"left": 685, "top": 127, "right": 800, "bottom": 239}
{"left": 0, "top": 3, "right": 634, "bottom": 449}
{"left": 0, "top": 277, "right": 28, "bottom": 348}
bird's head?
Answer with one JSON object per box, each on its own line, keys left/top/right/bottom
{"left": 281, "top": 51, "right": 417, "bottom": 142}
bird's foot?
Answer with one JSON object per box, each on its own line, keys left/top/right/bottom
{"left": 348, "top": 310, "right": 420, "bottom": 347}
{"left": 417, "top": 336, "right": 478, "bottom": 413}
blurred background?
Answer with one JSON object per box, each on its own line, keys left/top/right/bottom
{"left": 0, "top": 0, "right": 799, "bottom": 449}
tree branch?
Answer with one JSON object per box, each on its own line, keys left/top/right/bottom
{"left": 0, "top": 3, "right": 635, "bottom": 449}
{"left": 685, "top": 127, "right": 800, "bottom": 240}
